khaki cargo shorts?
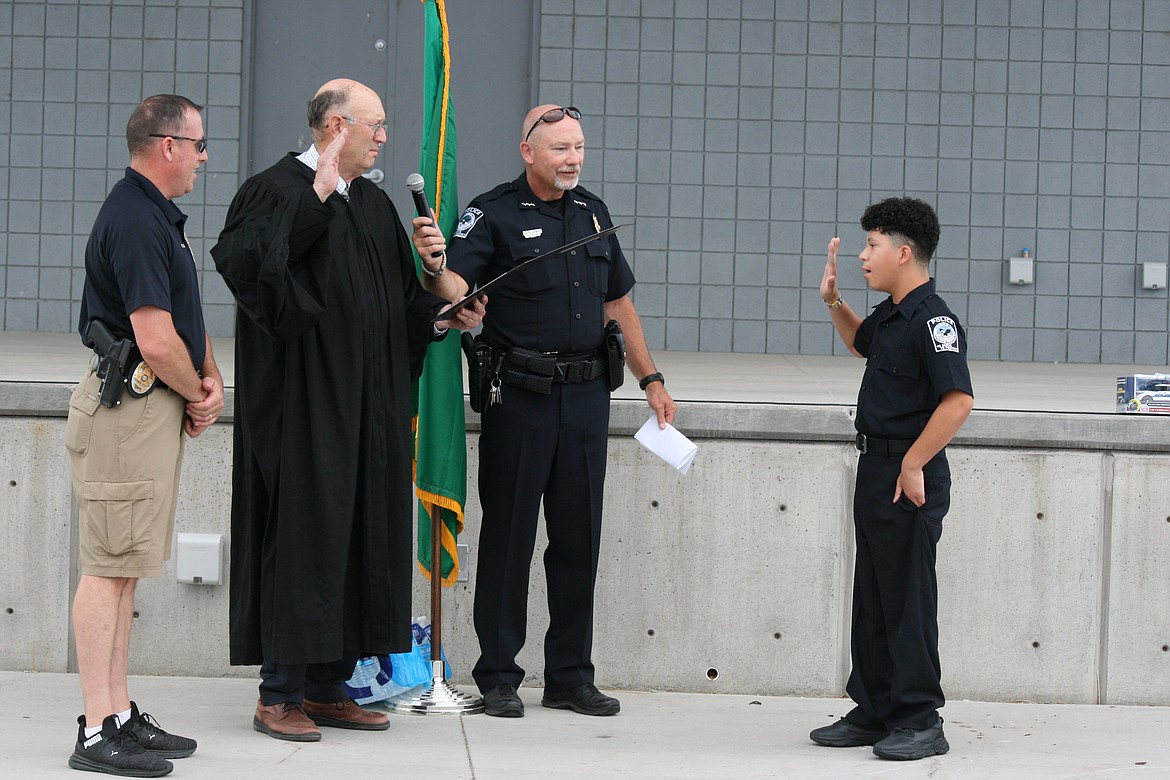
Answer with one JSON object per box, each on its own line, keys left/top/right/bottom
{"left": 65, "top": 367, "right": 187, "bottom": 578}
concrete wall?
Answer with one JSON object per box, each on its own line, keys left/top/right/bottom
{"left": 3, "top": 384, "right": 1169, "bottom": 705}
{"left": 5, "top": 0, "right": 1170, "bottom": 364}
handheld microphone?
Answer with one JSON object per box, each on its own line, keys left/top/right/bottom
{"left": 406, "top": 173, "right": 431, "bottom": 221}
{"left": 406, "top": 173, "right": 444, "bottom": 260}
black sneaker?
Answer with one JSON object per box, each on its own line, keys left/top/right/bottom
{"left": 123, "top": 702, "right": 197, "bottom": 759}
{"left": 873, "top": 718, "right": 950, "bottom": 760}
{"left": 68, "top": 714, "right": 173, "bottom": 777}
{"left": 541, "top": 683, "right": 620, "bottom": 716}
{"left": 482, "top": 684, "right": 525, "bottom": 718}
{"left": 810, "top": 717, "right": 888, "bottom": 747}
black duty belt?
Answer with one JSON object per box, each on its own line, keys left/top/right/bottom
{"left": 855, "top": 433, "right": 916, "bottom": 456}
{"left": 499, "top": 347, "right": 606, "bottom": 394}
{"left": 90, "top": 351, "right": 170, "bottom": 397}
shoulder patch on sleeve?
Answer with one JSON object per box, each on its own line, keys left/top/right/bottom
{"left": 454, "top": 207, "right": 484, "bottom": 239}
{"left": 928, "top": 316, "right": 959, "bottom": 353}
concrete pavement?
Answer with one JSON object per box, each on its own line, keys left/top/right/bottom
{"left": 3, "top": 671, "right": 1168, "bottom": 779}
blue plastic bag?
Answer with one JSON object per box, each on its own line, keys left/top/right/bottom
{"left": 344, "top": 616, "right": 450, "bottom": 703}
{"left": 344, "top": 655, "right": 412, "bottom": 705}
{"left": 389, "top": 616, "right": 450, "bottom": 688}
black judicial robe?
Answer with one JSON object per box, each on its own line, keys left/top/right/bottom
{"left": 212, "top": 154, "right": 442, "bottom": 666}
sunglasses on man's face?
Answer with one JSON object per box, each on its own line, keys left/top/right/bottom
{"left": 524, "top": 106, "right": 582, "bottom": 142}
{"left": 149, "top": 134, "right": 208, "bottom": 154}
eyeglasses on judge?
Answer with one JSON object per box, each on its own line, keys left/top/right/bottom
{"left": 342, "top": 116, "right": 388, "bottom": 133}
{"left": 148, "top": 134, "right": 207, "bottom": 154}
{"left": 524, "top": 106, "right": 581, "bottom": 142}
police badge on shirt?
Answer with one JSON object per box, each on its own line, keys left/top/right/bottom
{"left": 454, "top": 207, "right": 484, "bottom": 238}
{"left": 928, "top": 316, "right": 960, "bottom": 353}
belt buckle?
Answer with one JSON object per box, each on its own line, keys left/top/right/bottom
{"left": 855, "top": 433, "right": 867, "bottom": 454}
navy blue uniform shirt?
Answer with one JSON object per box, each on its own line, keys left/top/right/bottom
{"left": 79, "top": 167, "right": 206, "bottom": 369}
{"left": 853, "top": 278, "right": 973, "bottom": 441}
{"left": 446, "top": 173, "right": 635, "bottom": 353}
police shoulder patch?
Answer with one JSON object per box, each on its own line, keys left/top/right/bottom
{"left": 454, "top": 207, "right": 484, "bottom": 239}
{"left": 928, "top": 316, "right": 959, "bottom": 353}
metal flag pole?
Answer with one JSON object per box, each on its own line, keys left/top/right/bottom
{"left": 386, "top": 504, "right": 483, "bottom": 715}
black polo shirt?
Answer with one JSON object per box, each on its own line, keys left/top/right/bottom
{"left": 853, "top": 278, "right": 973, "bottom": 440}
{"left": 446, "top": 173, "right": 635, "bottom": 354}
{"left": 79, "top": 167, "right": 206, "bottom": 369}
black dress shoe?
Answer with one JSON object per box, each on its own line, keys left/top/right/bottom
{"left": 873, "top": 719, "right": 949, "bottom": 760}
{"left": 810, "top": 717, "right": 888, "bottom": 747}
{"left": 483, "top": 685, "right": 524, "bottom": 718}
{"left": 541, "top": 683, "right": 620, "bottom": 716}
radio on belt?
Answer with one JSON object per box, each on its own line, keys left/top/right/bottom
{"left": 176, "top": 532, "right": 224, "bottom": 585}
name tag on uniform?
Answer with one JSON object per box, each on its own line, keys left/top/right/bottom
{"left": 523, "top": 228, "right": 542, "bottom": 238}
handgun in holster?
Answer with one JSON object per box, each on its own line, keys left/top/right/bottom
{"left": 464, "top": 333, "right": 500, "bottom": 414}
{"left": 86, "top": 320, "right": 133, "bottom": 408}
{"left": 604, "top": 319, "right": 626, "bottom": 392}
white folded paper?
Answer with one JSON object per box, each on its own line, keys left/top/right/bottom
{"left": 634, "top": 415, "right": 698, "bottom": 474}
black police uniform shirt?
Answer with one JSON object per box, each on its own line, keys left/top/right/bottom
{"left": 446, "top": 173, "right": 635, "bottom": 354}
{"left": 79, "top": 167, "right": 207, "bottom": 369}
{"left": 853, "top": 278, "right": 973, "bottom": 444}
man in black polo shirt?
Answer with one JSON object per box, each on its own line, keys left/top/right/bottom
{"left": 66, "top": 94, "right": 223, "bottom": 777}
{"left": 412, "top": 104, "right": 676, "bottom": 718}
{"left": 812, "top": 197, "right": 973, "bottom": 761}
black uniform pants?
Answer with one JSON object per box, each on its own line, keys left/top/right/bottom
{"left": 258, "top": 656, "right": 358, "bottom": 705}
{"left": 845, "top": 454, "right": 950, "bottom": 732}
{"left": 472, "top": 377, "right": 610, "bottom": 693}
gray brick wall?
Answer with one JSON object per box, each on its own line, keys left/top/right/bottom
{"left": 3, "top": 0, "right": 1169, "bottom": 365}
{"left": 1, "top": 0, "right": 243, "bottom": 337}
{"left": 536, "top": 0, "right": 1170, "bottom": 363}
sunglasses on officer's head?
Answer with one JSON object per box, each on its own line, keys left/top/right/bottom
{"left": 524, "top": 106, "right": 582, "bottom": 142}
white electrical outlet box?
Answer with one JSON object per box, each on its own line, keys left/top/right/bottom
{"left": 456, "top": 544, "right": 470, "bottom": 582}
{"left": 176, "top": 532, "right": 223, "bottom": 585}
{"left": 1141, "top": 262, "right": 1167, "bottom": 290}
{"left": 1008, "top": 256, "right": 1033, "bottom": 285}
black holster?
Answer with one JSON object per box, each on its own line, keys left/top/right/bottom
{"left": 605, "top": 319, "right": 626, "bottom": 392}
{"left": 465, "top": 334, "right": 500, "bottom": 414}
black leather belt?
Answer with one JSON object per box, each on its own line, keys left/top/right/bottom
{"left": 90, "top": 351, "right": 170, "bottom": 394}
{"left": 855, "top": 433, "right": 916, "bottom": 456}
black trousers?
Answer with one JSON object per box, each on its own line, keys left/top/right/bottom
{"left": 258, "top": 657, "right": 358, "bottom": 705}
{"left": 472, "top": 378, "right": 609, "bottom": 693}
{"left": 845, "top": 454, "right": 950, "bottom": 732}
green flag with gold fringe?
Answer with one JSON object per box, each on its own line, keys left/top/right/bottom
{"left": 412, "top": 0, "right": 463, "bottom": 586}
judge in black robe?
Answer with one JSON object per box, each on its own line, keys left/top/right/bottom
{"left": 210, "top": 80, "right": 478, "bottom": 728}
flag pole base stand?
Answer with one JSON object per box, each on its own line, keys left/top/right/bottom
{"left": 385, "top": 661, "right": 484, "bottom": 716}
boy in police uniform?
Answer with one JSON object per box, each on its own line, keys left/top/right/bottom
{"left": 812, "top": 197, "right": 973, "bottom": 761}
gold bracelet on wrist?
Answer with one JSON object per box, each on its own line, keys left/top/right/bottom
{"left": 824, "top": 295, "right": 843, "bottom": 311}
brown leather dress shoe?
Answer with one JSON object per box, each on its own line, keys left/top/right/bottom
{"left": 302, "top": 698, "right": 390, "bottom": 731}
{"left": 253, "top": 700, "right": 322, "bottom": 742}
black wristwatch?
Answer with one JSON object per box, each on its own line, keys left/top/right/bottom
{"left": 639, "top": 372, "right": 665, "bottom": 391}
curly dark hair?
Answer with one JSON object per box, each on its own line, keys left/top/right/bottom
{"left": 859, "top": 197, "right": 940, "bottom": 265}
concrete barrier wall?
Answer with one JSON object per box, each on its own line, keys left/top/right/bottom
{"left": 2, "top": 388, "right": 1168, "bottom": 705}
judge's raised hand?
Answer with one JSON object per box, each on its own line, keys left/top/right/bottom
{"left": 820, "top": 237, "right": 841, "bottom": 304}
{"left": 313, "top": 127, "right": 348, "bottom": 202}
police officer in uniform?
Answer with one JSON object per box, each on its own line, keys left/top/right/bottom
{"left": 413, "top": 105, "right": 676, "bottom": 718}
{"left": 812, "top": 197, "right": 973, "bottom": 761}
